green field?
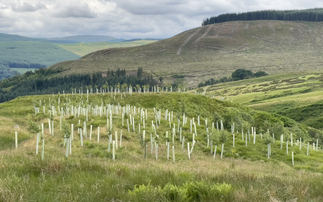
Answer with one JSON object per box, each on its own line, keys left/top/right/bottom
{"left": 204, "top": 72, "right": 323, "bottom": 129}
{"left": 0, "top": 91, "right": 323, "bottom": 201}
{"left": 58, "top": 40, "right": 158, "bottom": 56}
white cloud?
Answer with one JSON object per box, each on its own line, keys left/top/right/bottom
{"left": 0, "top": 0, "right": 322, "bottom": 39}
{"left": 53, "top": 3, "right": 97, "bottom": 18}
{"left": 10, "top": 2, "right": 46, "bottom": 12}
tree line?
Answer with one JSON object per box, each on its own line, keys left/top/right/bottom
{"left": 198, "top": 69, "right": 268, "bottom": 87}
{"left": 0, "top": 67, "right": 157, "bottom": 103}
{"left": 202, "top": 8, "right": 323, "bottom": 26}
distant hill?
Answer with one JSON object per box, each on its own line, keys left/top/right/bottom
{"left": 0, "top": 41, "right": 80, "bottom": 68}
{"left": 0, "top": 33, "right": 40, "bottom": 42}
{"left": 49, "top": 20, "right": 323, "bottom": 87}
{"left": 0, "top": 33, "right": 160, "bottom": 80}
{"left": 47, "top": 35, "right": 122, "bottom": 43}
{"left": 0, "top": 33, "right": 80, "bottom": 80}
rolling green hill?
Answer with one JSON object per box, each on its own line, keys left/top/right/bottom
{"left": 0, "top": 91, "right": 323, "bottom": 201}
{"left": 0, "top": 33, "right": 80, "bottom": 80}
{"left": 0, "top": 41, "right": 80, "bottom": 69}
{"left": 203, "top": 72, "right": 323, "bottom": 130}
{"left": 0, "top": 33, "right": 158, "bottom": 80}
{"left": 49, "top": 20, "right": 323, "bottom": 87}
{"left": 0, "top": 33, "right": 40, "bottom": 42}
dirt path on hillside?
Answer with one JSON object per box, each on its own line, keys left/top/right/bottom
{"left": 194, "top": 25, "right": 213, "bottom": 44}
{"left": 176, "top": 28, "right": 201, "bottom": 55}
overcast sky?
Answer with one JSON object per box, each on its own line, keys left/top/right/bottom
{"left": 0, "top": 0, "right": 323, "bottom": 39}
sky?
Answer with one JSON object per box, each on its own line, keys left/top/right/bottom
{"left": 0, "top": 0, "right": 323, "bottom": 39}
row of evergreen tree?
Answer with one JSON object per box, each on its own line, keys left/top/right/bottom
{"left": 202, "top": 9, "right": 323, "bottom": 26}
{"left": 0, "top": 67, "right": 157, "bottom": 103}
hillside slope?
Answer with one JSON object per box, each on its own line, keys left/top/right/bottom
{"left": 0, "top": 33, "right": 80, "bottom": 79}
{"left": 50, "top": 20, "right": 323, "bottom": 87}
{"left": 204, "top": 72, "right": 323, "bottom": 129}
{"left": 0, "top": 92, "right": 323, "bottom": 201}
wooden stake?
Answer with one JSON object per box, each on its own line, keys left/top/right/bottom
{"left": 65, "top": 138, "right": 69, "bottom": 158}
{"left": 182, "top": 136, "right": 185, "bottom": 149}
{"left": 97, "top": 127, "right": 100, "bottom": 143}
{"left": 89, "top": 125, "right": 92, "bottom": 141}
{"left": 48, "top": 119, "right": 51, "bottom": 135}
{"left": 36, "top": 133, "right": 39, "bottom": 154}
{"left": 80, "top": 130, "right": 83, "bottom": 146}
{"left": 112, "top": 140, "right": 115, "bottom": 160}
{"left": 69, "top": 136, "right": 72, "bottom": 155}
{"left": 15, "top": 131, "right": 18, "bottom": 149}
{"left": 221, "top": 143, "right": 224, "bottom": 159}
{"left": 187, "top": 142, "right": 190, "bottom": 160}
{"left": 120, "top": 130, "right": 122, "bottom": 148}
{"left": 213, "top": 145, "right": 217, "bottom": 159}
{"left": 71, "top": 124, "right": 74, "bottom": 140}
{"left": 41, "top": 138, "right": 44, "bottom": 161}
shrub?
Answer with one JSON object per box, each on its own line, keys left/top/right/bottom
{"left": 210, "top": 183, "right": 234, "bottom": 201}
{"left": 128, "top": 184, "right": 163, "bottom": 202}
{"left": 162, "top": 183, "right": 188, "bottom": 201}
{"left": 183, "top": 181, "right": 210, "bottom": 201}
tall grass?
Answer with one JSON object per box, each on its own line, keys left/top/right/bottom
{"left": 0, "top": 92, "right": 323, "bottom": 201}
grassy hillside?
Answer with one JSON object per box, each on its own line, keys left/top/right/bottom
{"left": 0, "top": 33, "right": 39, "bottom": 42}
{"left": 0, "top": 33, "right": 157, "bottom": 80}
{"left": 0, "top": 41, "right": 80, "bottom": 68}
{"left": 0, "top": 92, "right": 323, "bottom": 201}
{"left": 0, "top": 33, "right": 81, "bottom": 80}
{"left": 49, "top": 20, "right": 323, "bottom": 87}
{"left": 204, "top": 72, "right": 323, "bottom": 129}
{"left": 0, "top": 33, "right": 80, "bottom": 70}
{"left": 58, "top": 40, "right": 158, "bottom": 56}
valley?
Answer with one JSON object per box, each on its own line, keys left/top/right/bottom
{"left": 2, "top": 8, "right": 323, "bottom": 201}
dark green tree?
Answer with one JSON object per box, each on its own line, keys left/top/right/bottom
{"left": 231, "top": 69, "right": 253, "bottom": 81}
{"left": 137, "top": 67, "right": 143, "bottom": 79}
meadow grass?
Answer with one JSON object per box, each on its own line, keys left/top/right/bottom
{"left": 0, "top": 92, "right": 323, "bottom": 201}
